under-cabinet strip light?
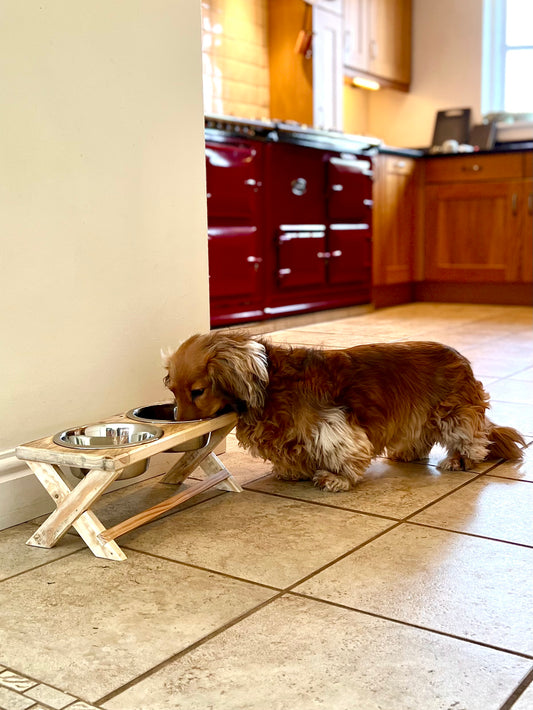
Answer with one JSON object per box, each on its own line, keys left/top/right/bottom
{"left": 352, "top": 77, "right": 381, "bottom": 91}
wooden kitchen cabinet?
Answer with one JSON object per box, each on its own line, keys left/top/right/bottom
{"left": 343, "top": 0, "right": 412, "bottom": 90}
{"left": 423, "top": 153, "right": 532, "bottom": 294}
{"left": 269, "top": 0, "right": 343, "bottom": 129}
{"left": 372, "top": 154, "right": 417, "bottom": 287}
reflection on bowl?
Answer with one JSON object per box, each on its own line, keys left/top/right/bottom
{"left": 53, "top": 422, "right": 163, "bottom": 450}
{"left": 68, "top": 459, "right": 149, "bottom": 481}
{"left": 127, "top": 404, "right": 211, "bottom": 452}
{"left": 53, "top": 422, "right": 164, "bottom": 480}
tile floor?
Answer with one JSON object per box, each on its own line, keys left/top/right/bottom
{"left": 1, "top": 302, "right": 532, "bottom": 710}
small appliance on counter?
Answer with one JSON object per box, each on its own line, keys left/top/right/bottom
{"left": 429, "top": 108, "right": 474, "bottom": 154}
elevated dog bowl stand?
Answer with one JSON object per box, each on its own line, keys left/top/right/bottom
{"left": 15, "top": 412, "right": 240, "bottom": 561}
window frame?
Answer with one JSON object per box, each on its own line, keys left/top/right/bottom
{"left": 482, "top": 0, "right": 533, "bottom": 115}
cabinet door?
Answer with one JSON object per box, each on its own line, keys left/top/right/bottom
{"left": 312, "top": 6, "right": 343, "bottom": 130}
{"left": 208, "top": 226, "right": 262, "bottom": 299}
{"left": 327, "top": 156, "right": 373, "bottom": 221}
{"left": 368, "top": 0, "right": 411, "bottom": 86}
{"left": 205, "top": 143, "right": 260, "bottom": 218}
{"left": 424, "top": 182, "right": 521, "bottom": 283}
{"left": 373, "top": 155, "right": 415, "bottom": 285}
{"left": 522, "top": 180, "right": 533, "bottom": 282}
{"left": 328, "top": 225, "right": 372, "bottom": 284}
{"left": 344, "top": 0, "right": 369, "bottom": 71}
{"left": 277, "top": 227, "right": 327, "bottom": 289}
{"left": 267, "top": 143, "right": 327, "bottom": 224}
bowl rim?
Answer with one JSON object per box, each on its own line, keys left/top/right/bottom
{"left": 53, "top": 421, "right": 164, "bottom": 450}
{"left": 126, "top": 403, "right": 206, "bottom": 424}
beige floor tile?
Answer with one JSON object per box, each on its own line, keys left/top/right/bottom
{"left": 295, "top": 523, "right": 533, "bottom": 655}
{"left": 411, "top": 475, "right": 533, "bottom": 546}
{"left": 468, "top": 355, "right": 531, "bottom": 378}
{"left": 124, "top": 491, "right": 393, "bottom": 588}
{"left": 488, "top": 400, "right": 533, "bottom": 436}
{"left": 0, "top": 550, "right": 274, "bottom": 703}
{"left": 101, "top": 594, "right": 530, "bottom": 710}
{"left": 247, "top": 459, "right": 476, "bottom": 519}
{"left": 0, "top": 522, "right": 84, "bottom": 581}
{"left": 511, "top": 682, "right": 533, "bottom": 710}
{"left": 486, "top": 378, "right": 533, "bottom": 405}
{"left": 218, "top": 436, "right": 273, "bottom": 486}
{"left": 490, "top": 443, "right": 533, "bottom": 481}
{"left": 510, "top": 366, "right": 533, "bottom": 382}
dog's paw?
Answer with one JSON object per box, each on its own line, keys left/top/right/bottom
{"left": 273, "top": 468, "right": 311, "bottom": 482}
{"left": 313, "top": 470, "right": 352, "bottom": 492}
{"left": 437, "top": 455, "right": 473, "bottom": 471}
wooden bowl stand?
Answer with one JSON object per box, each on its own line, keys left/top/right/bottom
{"left": 15, "top": 412, "right": 240, "bottom": 561}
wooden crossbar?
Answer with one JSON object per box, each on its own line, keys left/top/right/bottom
{"left": 98, "top": 469, "right": 230, "bottom": 543}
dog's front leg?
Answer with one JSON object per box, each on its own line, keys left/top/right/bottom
{"left": 309, "top": 411, "right": 373, "bottom": 492}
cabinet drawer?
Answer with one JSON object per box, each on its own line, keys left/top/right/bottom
{"left": 385, "top": 156, "right": 415, "bottom": 176}
{"left": 425, "top": 154, "right": 523, "bottom": 183}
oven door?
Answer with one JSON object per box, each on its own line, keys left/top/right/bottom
{"left": 328, "top": 224, "right": 372, "bottom": 285}
{"left": 277, "top": 225, "right": 327, "bottom": 289}
{"left": 208, "top": 226, "right": 262, "bottom": 299}
{"left": 205, "top": 142, "right": 260, "bottom": 219}
{"left": 327, "top": 156, "right": 373, "bottom": 222}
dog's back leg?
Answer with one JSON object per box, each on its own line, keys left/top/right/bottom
{"left": 436, "top": 406, "right": 489, "bottom": 471}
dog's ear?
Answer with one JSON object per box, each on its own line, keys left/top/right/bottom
{"left": 206, "top": 333, "right": 268, "bottom": 409}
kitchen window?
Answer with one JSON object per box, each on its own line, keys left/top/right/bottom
{"left": 482, "top": 0, "right": 533, "bottom": 115}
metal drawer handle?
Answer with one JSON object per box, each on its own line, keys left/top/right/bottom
{"left": 331, "top": 250, "right": 342, "bottom": 257}
{"left": 363, "top": 199, "right": 373, "bottom": 207}
{"left": 317, "top": 251, "right": 331, "bottom": 259}
{"left": 246, "top": 256, "right": 263, "bottom": 263}
{"left": 331, "top": 184, "right": 344, "bottom": 192}
{"left": 278, "top": 268, "right": 292, "bottom": 277}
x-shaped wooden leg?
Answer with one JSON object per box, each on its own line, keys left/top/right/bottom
{"left": 26, "top": 461, "right": 126, "bottom": 561}
{"left": 161, "top": 422, "right": 239, "bottom": 486}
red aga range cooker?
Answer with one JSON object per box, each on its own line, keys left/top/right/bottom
{"left": 204, "top": 115, "right": 381, "bottom": 327}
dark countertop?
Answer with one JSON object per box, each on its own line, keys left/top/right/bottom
{"left": 379, "top": 141, "right": 533, "bottom": 159}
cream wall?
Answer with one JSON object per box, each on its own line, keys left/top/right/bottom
{"left": 366, "top": 0, "right": 484, "bottom": 147}
{"left": 0, "top": 2, "right": 209, "bottom": 527}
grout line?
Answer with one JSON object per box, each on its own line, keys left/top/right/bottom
{"left": 120, "top": 545, "right": 282, "bottom": 592}
{"left": 499, "top": 666, "right": 533, "bottom": 710}
{"left": 95, "top": 590, "right": 287, "bottom": 706}
{"left": 242, "top": 484, "right": 401, "bottom": 521}
{"left": 287, "top": 590, "right": 533, "bottom": 662}
{"left": 405, "top": 520, "right": 533, "bottom": 550}
{"left": 0, "top": 547, "right": 84, "bottom": 584}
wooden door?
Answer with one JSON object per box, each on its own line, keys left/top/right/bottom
{"left": 424, "top": 181, "right": 522, "bottom": 282}
{"left": 343, "top": 0, "right": 370, "bottom": 72}
{"left": 373, "top": 155, "right": 415, "bottom": 285}
{"left": 368, "top": 0, "right": 411, "bottom": 86}
{"left": 522, "top": 180, "right": 533, "bottom": 282}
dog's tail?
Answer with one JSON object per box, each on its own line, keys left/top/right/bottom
{"left": 486, "top": 420, "right": 526, "bottom": 460}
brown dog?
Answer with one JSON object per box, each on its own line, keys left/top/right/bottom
{"left": 163, "top": 331, "right": 525, "bottom": 492}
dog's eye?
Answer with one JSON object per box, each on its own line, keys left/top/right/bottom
{"left": 191, "top": 388, "right": 205, "bottom": 400}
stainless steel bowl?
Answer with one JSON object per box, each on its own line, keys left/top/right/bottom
{"left": 53, "top": 422, "right": 163, "bottom": 449}
{"left": 127, "top": 404, "right": 211, "bottom": 452}
{"left": 53, "top": 422, "right": 163, "bottom": 480}
{"left": 68, "top": 459, "right": 150, "bottom": 481}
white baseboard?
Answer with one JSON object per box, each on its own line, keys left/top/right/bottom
{"left": 0, "top": 438, "right": 227, "bottom": 531}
